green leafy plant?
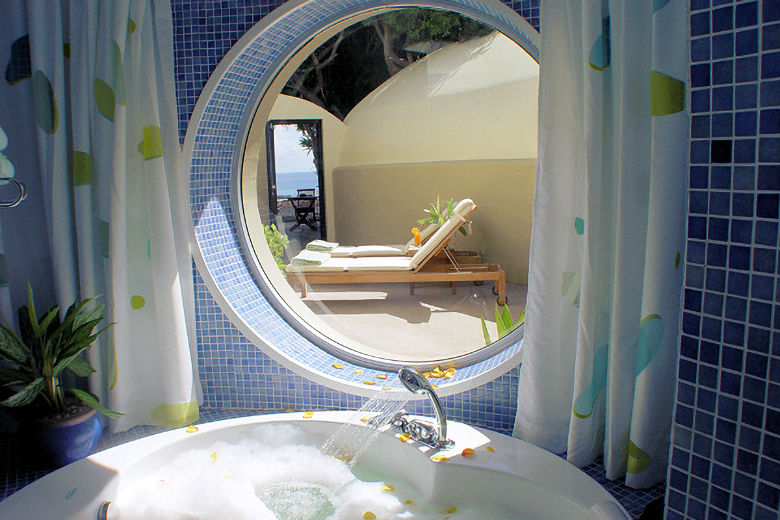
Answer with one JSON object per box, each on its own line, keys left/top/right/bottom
{"left": 481, "top": 303, "right": 525, "bottom": 345}
{"left": 417, "top": 195, "right": 467, "bottom": 236}
{"left": 264, "top": 223, "right": 290, "bottom": 270}
{"left": 0, "top": 285, "right": 121, "bottom": 419}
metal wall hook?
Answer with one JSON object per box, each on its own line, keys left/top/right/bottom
{"left": 0, "top": 178, "right": 26, "bottom": 208}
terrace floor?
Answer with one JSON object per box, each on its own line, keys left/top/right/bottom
{"left": 299, "top": 281, "right": 528, "bottom": 361}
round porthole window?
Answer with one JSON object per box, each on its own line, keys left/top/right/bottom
{"left": 186, "top": 0, "right": 539, "bottom": 393}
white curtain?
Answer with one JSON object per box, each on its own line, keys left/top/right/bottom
{"left": 0, "top": 125, "right": 15, "bottom": 321}
{"left": 0, "top": 0, "right": 200, "bottom": 431}
{"left": 515, "top": 0, "right": 687, "bottom": 488}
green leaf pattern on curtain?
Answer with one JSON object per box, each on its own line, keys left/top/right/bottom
{"left": 72, "top": 150, "right": 92, "bottom": 186}
{"left": 112, "top": 42, "right": 126, "bottom": 106}
{"left": 626, "top": 440, "right": 652, "bottom": 474}
{"left": 650, "top": 71, "right": 685, "bottom": 116}
{"left": 94, "top": 77, "right": 115, "bottom": 121}
{"left": 137, "top": 125, "right": 162, "bottom": 160}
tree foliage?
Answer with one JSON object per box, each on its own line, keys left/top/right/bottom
{"left": 282, "top": 8, "right": 491, "bottom": 119}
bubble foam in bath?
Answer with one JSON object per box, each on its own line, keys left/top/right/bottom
{"left": 117, "top": 424, "right": 516, "bottom": 520}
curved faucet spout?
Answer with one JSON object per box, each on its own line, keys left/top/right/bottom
{"left": 398, "top": 367, "right": 450, "bottom": 448}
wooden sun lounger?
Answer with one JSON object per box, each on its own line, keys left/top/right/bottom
{"left": 286, "top": 199, "right": 507, "bottom": 305}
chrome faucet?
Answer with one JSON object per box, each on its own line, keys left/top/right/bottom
{"left": 388, "top": 367, "right": 453, "bottom": 449}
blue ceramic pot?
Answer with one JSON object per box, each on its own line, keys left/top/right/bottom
{"left": 30, "top": 407, "right": 102, "bottom": 466}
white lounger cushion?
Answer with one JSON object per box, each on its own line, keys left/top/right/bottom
{"left": 287, "top": 256, "right": 353, "bottom": 272}
{"left": 330, "top": 244, "right": 406, "bottom": 257}
{"left": 327, "top": 201, "right": 459, "bottom": 257}
{"left": 287, "top": 256, "right": 412, "bottom": 273}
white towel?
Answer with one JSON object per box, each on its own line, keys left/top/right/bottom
{"left": 306, "top": 239, "right": 340, "bottom": 252}
{"left": 290, "top": 250, "right": 331, "bottom": 266}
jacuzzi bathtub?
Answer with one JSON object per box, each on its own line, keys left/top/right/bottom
{"left": 0, "top": 411, "right": 631, "bottom": 519}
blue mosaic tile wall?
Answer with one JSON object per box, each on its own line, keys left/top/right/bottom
{"left": 667, "top": 1, "right": 780, "bottom": 519}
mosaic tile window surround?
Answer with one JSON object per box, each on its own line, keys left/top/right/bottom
{"left": 173, "top": 0, "right": 539, "bottom": 428}
{"left": 667, "top": 1, "right": 780, "bottom": 519}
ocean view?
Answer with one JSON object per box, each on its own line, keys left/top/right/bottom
{"left": 276, "top": 170, "right": 318, "bottom": 197}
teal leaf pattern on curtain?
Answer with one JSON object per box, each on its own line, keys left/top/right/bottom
{"left": 636, "top": 314, "right": 664, "bottom": 377}
{"left": 5, "top": 35, "right": 31, "bottom": 84}
{"left": 32, "top": 70, "right": 57, "bottom": 133}
{"left": 574, "top": 217, "right": 585, "bottom": 235}
{"left": 588, "top": 16, "right": 611, "bottom": 71}
{"left": 573, "top": 343, "right": 609, "bottom": 419}
{"left": 561, "top": 271, "right": 581, "bottom": 307}
{"left": 652, "top": 0, "right": 671, "bottom": 12}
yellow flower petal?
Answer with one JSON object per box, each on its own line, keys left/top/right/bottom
{"left": 364, "top": 380, "right": 376, "bottom": 385}
{"left": 399, "top": 432, "right": 411, "bottom": 443}
{"left": 486, "top": 446, "right": 495, "bottom": 453}
{"left": 461, "top": 448, "right": 475, "bottom": 458}
{"left": 376, "top": 374, "right": 388, "bottom": 380}
{"left": 446, "top": 506, "right": 457, "bottom": 514}
{"left": 332, "top": 362, "right": 344, "bottom": 369}
{"left": 285, "top": 408, "right": 296, "bottom": 413}
{"left": 210, "top": 452, "right": 218, "bottom": 463}
{"left": 354, "top": 369, "right": 364, "bottom": 375}
{"left": 431, "top": 454, "right": 448, "bottom": 462}
{"left": 364, "top": 512, "right": 377, "bottom": 520}
{"left": 381, "top": 484, "right": 394, "bottom": 492}
{"left": 404, "top": 499, "right": 416, "bottom": 506}
{"left": 185, "top": 425, "right": 198, "bottom": 433}
{"left": 303, "top": 411, "right": 314, "bottom": 418}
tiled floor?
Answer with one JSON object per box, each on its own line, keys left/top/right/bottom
{"left": 0, "top": 408, "right": 664, "bottom": 518}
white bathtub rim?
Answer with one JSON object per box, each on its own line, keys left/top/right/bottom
{"left": 1, "top": 411, "right": 630, "bottom": 519}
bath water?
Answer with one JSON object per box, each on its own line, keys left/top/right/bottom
{"left": 116, "top": 424, "right": 518, "bottom": 520}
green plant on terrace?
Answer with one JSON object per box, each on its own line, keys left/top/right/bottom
{"left": 417, "top": 195, "right": 467, "bottom": 236}
{"left": 481, "top": 303, "right": 525, "bottom": 346}
{"left": 264, "top": 223, "right": 290, "bottom": 270}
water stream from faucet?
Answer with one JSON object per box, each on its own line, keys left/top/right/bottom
{"left": 321, "top": 393, "right": 408, "bottom": 467}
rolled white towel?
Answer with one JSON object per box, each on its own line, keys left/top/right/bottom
{"left": 306, "top": 239, "right": 340, "bottom": 252}
{"left": 290, "top": 249, "right": 331, "bottom": 266}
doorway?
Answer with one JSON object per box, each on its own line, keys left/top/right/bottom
{"left": 265, "top": 119, "right": 326, "bottom": 256}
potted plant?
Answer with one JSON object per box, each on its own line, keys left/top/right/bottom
{"left": 0, "top": 285, "right": 122, "bottom": 466}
